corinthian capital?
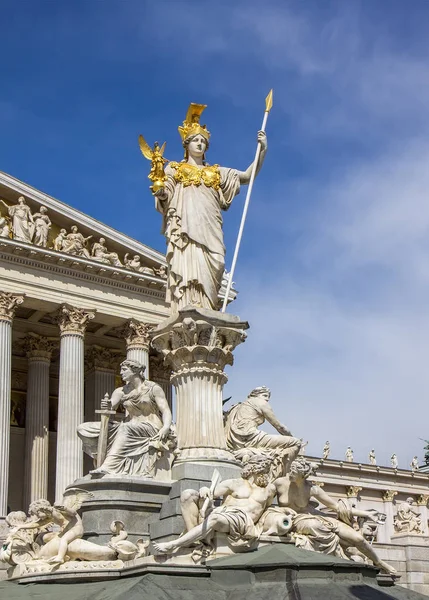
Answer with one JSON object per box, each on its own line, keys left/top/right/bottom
{"left": 382, "top": 490, "right": 398, "bottom": 502}
{"left": 119, "top": 319, "right": 154, "bottom": 350}
{"left": 55, "top": 304, "right": 95, "bottom": 336}
{"left": 85, "top": 345, "right": 121, "bottom": 372}
{"left": 22, "top": 333, "right": 57, "bottom": 361}
{"left": 346, "top": 486, "right": 362, "bottom": 498}
{"left": 0, "top": 291, "right": 25, "bottom": 323}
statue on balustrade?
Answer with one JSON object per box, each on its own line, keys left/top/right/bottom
{"left": 322, "top": 441, "right": 330, "bottom": 459}
{"left": 77, "top": 359, "right": 175, "bottom": 479}
{"left": 153, "top": 455, "right": 275, "bottom": 556}
{"left": 141, "top": 103, "right": 267, "bottom": 312}
{"left": 224, "top": 386, "right": 301, "bottom": 471}
{"left": 0, "top": 196, "right": 34, "bottom": 243}
{"left": 394, "top": 497, "right": 423, "bottom": 534}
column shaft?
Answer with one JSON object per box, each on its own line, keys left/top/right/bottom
{"left": 56, "top": 333, "right": 85, "bottom": 500}
{"left": 0, "top": 320, "right": 12, "bottom": 516}
{"left": 24, "top": 357, "right": 50, "bottom": 506}
{"left": 85, "top": 368, "right": 116, "bottom": 421}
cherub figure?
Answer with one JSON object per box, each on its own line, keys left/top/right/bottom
{"left": 16, "top": 490, "right": 92, "bottom": 564}
{"left": 138, "top": 136, "right": 168, "bottom": 194}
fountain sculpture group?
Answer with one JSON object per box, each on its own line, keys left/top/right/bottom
{"left": 1, "top": 101, "right": 397, "bottom": 583}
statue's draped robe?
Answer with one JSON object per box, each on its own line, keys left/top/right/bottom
{"left": 9, "top": 205, "right": 33, "bottom": 243}
{"left": 156, "top": 164, "right": 240, "bottom": 311}
{"left": 77, "top": 382, "right": 163, "bottom": 476}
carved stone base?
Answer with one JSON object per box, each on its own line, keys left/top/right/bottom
{"left": 71, "top": 476, "right": 172, "bottom": 545}
{"left": 7, "top": 559, "right": 125, "bottom": 583}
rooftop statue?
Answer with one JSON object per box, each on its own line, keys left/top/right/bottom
{"left": 139, "top": 103, "right": 267, "bottom": 312}
{"left": 0, "top": 196, "right": 34, "bottom": 243}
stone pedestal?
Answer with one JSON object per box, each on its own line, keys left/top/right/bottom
{"left": 0, "top": 292, "right": 24, "bottom": 517}
{"left": 70, "top": 477, "right": 172, "bottom": 545}
{"left": 152, "top": 307, "right": 248, "bottom": 470}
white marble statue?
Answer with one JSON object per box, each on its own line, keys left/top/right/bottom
{"left": 0, "top": 496, "right": 147, "bottom": 567}
{"left": 369, "top": 449, "right": 376, "bottom": 466}
{"left": 91, "top": 237, "right": 123, "bottom": 267}
{"left": 153, "top": 455, "right": 276, "bottom": 555}
{"left": 62, "top": 225, "right": 92, "bottom": 257}
{"left": 391, "top": 453, "right": 398, "bottom": 469}
{"left": 152, "top": 103, "right": 267, "bottom": 312}
{"left": 1, "top": 196, "right": 34, "bottom": 243}
{"left": 124, "top": 253, "right": 155, "bottom": 275}
{"left": 0, "top": 213, "right": 10, "bottom": 238}
{"left": 410, "top": 456, "right": 419, "bottom": 472}
{"left": 394, "top": 497, "right": 423, "bottom": 535}
{"left": 77, "top": 359, "right": 175, "bottom": 478}
{"left": 322, "top": 441, "right": 330, "bottom": 460}
{"left": 262, "top": 458, "right": 396, "bottom": 574}
{"left": 224, "top": 386, "right": 301, "bottom": 467}
{"left": 345, "top": 446, "right": 354, "bottom": 462}
{"left": 53, "top": 228, "right": 67, "bottom": 251}
{"left": 32, "top": 206, "right": 51, "bottom": 247}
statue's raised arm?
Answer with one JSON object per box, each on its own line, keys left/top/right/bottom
{"left": 142, "top": 103, "right": 267, "bottom": 313}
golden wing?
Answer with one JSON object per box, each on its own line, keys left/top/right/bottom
{"left": 138, "top": 134, "right": 153, "bottom": 161}
{"left": 159, "top": 142, "right": 167, "bottom": 156}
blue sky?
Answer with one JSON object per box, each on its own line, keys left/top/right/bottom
{"left": 2, "top": 0, "right": 429, "bottom": 467}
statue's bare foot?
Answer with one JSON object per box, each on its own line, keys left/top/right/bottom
{"left": 376, "top": 560, "right": 397, "bottom": 575}
{"left": 90, "top": 467, "right": 107, "bottom": 478}
{"left": 152, "top": 541, "right": 175, "bottom": 554}
{"left": 47, "top": 556, "right": 64, "bottom": 565}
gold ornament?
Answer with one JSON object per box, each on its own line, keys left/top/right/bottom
{"left": 169, "top": 162, "right": 220, "bottom": 190}
{"left": 138, "top": 136, "right": 168, "bottom": 194}
{"left": 178, "top": 103, "right": 210, "bottom": 143}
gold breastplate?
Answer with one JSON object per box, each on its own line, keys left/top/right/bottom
{"left": 170, "top": 162, "right": 220, "bottom": 190}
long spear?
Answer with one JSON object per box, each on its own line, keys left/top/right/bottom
{"left": 221, "top": 89, "right": 273, "bottom": 313}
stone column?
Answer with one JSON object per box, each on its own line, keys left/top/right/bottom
{"left": 120, "top": 319, "right": 153, "bottom": 374}
{"left": 152, "top": 307, "right": 248, "bottom": 467}
{"left": 55, "top": 304, "right": 95, "bottom": 501}
{"left": 23, "top": 334, "right": 56, "bottom": 508}
{"left": 380, "top": 490, "right": 398, "bottom": 542}
{"left": 84, "top": 346, "right": 119, "bottom": 421}
{"left": 0, "top": 292, "right": 25, "bottom": 517}
{"left": 149, "top": 354, "right": 173, "bottom": 410}
{"left": 416, "top": 495, "right": 429, "bottom": 536}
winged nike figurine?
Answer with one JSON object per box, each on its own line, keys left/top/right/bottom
{"left": 138, "top": 135, "right": 168, "bottom": 194}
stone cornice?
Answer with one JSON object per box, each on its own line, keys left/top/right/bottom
{"left": 0, "top": 291, "right": 25, "bottom": 323}
{"left": 0, "top": 239, "right": 166, "bottom": 300}
{"left": 0, "top": 171, "right": 166, "bottom": 266}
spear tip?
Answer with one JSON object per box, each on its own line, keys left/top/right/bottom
{"left": 265, "top": 89, "right": 273, "bottom": 113}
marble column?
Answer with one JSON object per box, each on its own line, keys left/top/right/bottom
{"left": 0, "top": 292, "right": 24, "bottom": 516}
{"left": 120, "top": 319, "right": 153, "bottom": 375}
{"left": 416, "top": 494, "right": 429, "bottom": 536}
{"left": 84, "top": 346, "right": 119, "bottom": 421}
{"left": 23, "top": 334, "right": 56, "bottom": 508}
{"left": 149, "top": 354, "right": 173, "bottom": 410}
{"left": 380, "top": 490, "right": 398, "bottom": 542}
{"left": 151, "top": 307, "right": 248, "bottom": 464}
{"left": 55, "top": 304, "right": 95, "bottom": 501}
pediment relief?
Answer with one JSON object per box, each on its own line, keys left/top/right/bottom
{"left": 0, "top": 172, "right": 166, "bottom": 279}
